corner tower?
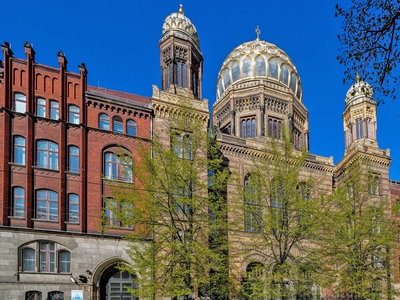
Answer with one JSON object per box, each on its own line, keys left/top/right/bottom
{"left": 159, "top": 4, "right": 203, "bottom": 99}
{"left": 343, "top": 74, "right": 378, "bottom": 152}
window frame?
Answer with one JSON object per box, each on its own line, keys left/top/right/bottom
{"left": 12, "top": 186, "right": 25, "bottom": 218}
{"left": 113, "top": 116, "right": 123, "bottom": 134}
{"left": 104, "top": 152, "right": 133, "bottom": 182}
{"left": 14, "top": 135, "right": 26, "bottom": 165}
{"left": 36, "top": 140, "right": 59, "bottom": 170}
{"left": 68, "top": 145, "right": 80, "bottom": 173}
{"left": 126, "top": 119, "right": 137, "bottom": 136}
{"left": 67, "top": 193, "right": 79, "bottom": 223}
{"left": 50, "top": 100, "right": 59, "bottom": 120}
{"left": 14, "top": 93, "right": 26, "bottom": 113}
{"left": 36, "top": 97, "right": 46, "bottom": 118}
{"left": 68, "top": 105, "right": 80, "bottom": 124}
{"left": 36, "top": 189, "right": 58, "bottom": 221}
{"left": 99, "top": 113, "right": 110, "bottom": 130}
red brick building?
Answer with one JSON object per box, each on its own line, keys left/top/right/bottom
{"left": 0, "top": 41, "right": 151, "bottom": 299}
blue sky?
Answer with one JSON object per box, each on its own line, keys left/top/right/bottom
{"left": 2, "top": 1, "right": 400, "bottom": 180}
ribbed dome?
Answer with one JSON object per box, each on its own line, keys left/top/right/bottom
{"left": 216, "top": 39, "right": 302, "bottom": 102}
{"left": 345, "top": 74, "right": 374, "bottom": 106}
{"left": 161, "top": 5, "right": 200, "bottom": 48}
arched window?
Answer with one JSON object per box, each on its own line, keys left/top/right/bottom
{"left": 104, "top": 152, "right": 133, "bottom": 182}
{"left": 14, "top": 135, "right": 26, "bottom": 165}
{"left": 50, "top": 100, "right": 59, "bottom": 120}
{"left": 113, "top": 116, "right": 123, "bottom": 133}
{"left": 244, "top": 174, "right": 261, "bottom": 233}
{"left": 217, "top": 79, "right": 224, "bottom": 98}
{"left": 289, "top": 72, "right": 298, "bottom": 93}
{"left": 280, "top": 64, "right": 289, "bottom": 84}
{"left": 48, "top": 291, "right": 63, "bottom": 300}
{"left": 241, "top": 117, "right": 256, "bottom": 138}
{"left": 37, "top": 140, "right": 58, "bottom": 170}
{"left": 127, "top": 120, "right": 137, "bottom": 136}
{"left": 296, "top": 83, "right": 302, "bottom": 99}
{"left": 36, "top": 189, "right": 58, "bottom": 221}
{"left": 232, "top": 61, "right": 241, "bottom": 82}
{"left": 99, "top": 113, "right": 110, "bottom": 130}
{"left": 223, "top": 69, "right": 231, "bottom": 88}
{"left": 68, "top": 194, "right": 79, "bottom": 223}
{"left": 68, "top": 146, "right": 79, "bottom": 173}
{"left": 36, "top": 97, "right": 46, "bottom": 117}
{"left": 268, "top": 118, "right": 282, "bottom": 139}
{"left": 255, "top": 56, "right": 266, "bottom": 76}
{"left": 356, "top": 118, "right": 363, "bottom": 140}
{"left": 22, "top": 248, "right": 35, "bottom": 271}
{"left": 68, "top": 105, "right": 80, "bottom": 124}
{"left": 241, "top": 262, "right": 265, "bottom": 299}
{"left": 242, "top": 57, "right": 252, "bottom": 77}
{"left": 14, "top": 93, "right": 26, "bottom": 113}
{"left": 58, "top": 251, "right": 71, "bottom": 273}
{"left": 13, "top": 186, "right": 25, "bottom": 218}
{"left": 268, "top": 58, "right": 278, "bottom": 79}
{"left": 177, "top": 61, "right": 187, "bottom": 87}
{"left": 26, "top": 291, "right": 42, "bottom": 300}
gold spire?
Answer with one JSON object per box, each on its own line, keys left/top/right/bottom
{"left": 178, "top": 4, "right": 184, "bottom": 15}
{"left": 255, "top": 26, "right": 261, "bottom": 40}
{"left": 356, "top": 72, "right": 360, "bottom": 83}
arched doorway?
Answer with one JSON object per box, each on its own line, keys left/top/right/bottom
{"left": 99, "top": 264, "right": 139, "bottom": 300}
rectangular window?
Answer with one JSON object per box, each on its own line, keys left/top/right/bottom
{"left": 22, "top": 248, "right": 35, "bottom": 272}
{"left": 68, "top": 105, "right": 80, "bottom": 124}
{"left": 36, "top": 98, "right": 46, "bottom": 117}
{"left": 356, "top": 118, "right": 363, "bottom": 140}
{"left": 68, "top": 146, "right": 79, "bottom": 173}
{"left": 13, "top": 187, "right": 25, "bottom": 218}
{"left": 50, "top": 100, "right": 59, "bottom": 120}
{"left": 36, "top": 190, "right": 58, "bottom": 221}
{"left": 68, "top": 194, "right": 79, "bottom": 223}
{"left": 37, "top": 140, "right": 59, "bottom": 170}
{"left": 14, "top": 136, "right": 26, "bottom": 165}
{"left": 58, "top": 251, "right": 71, "bottom": 273}
{"left": 14, "top": 93, "right": 26, "bottom": 113}
{"left": 39, "top": 242, "right": 55, "bottom": 272}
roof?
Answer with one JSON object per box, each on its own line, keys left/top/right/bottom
{"left": 87, "top": 86, "right": 151, "bottom": 109}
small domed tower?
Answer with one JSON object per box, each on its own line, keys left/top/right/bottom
{"left": 159, "top": 4, "right": 203, "bottom": 99}
{"left": 212, "top": 31, "right": 309, "bottom": 151}
{"left": 343, "top": 74, "right": 378, "bottom": 152}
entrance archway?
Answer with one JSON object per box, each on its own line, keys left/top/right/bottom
{"left": 99, "top": 264, "right": 139, "bottom": 300}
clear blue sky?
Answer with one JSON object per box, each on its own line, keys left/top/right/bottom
{"left": 2, "top": 1, "right": 399, "bottom": 180}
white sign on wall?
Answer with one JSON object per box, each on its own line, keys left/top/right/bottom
{"left": 71, "top": 290, "right": 83, "bottom": 300}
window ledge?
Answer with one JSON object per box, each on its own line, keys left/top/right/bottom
{"left": 9, "top": 162, "right": 26, "bottom": 167}
{"left": 32, "top": 166, "right": 59, "bottom": 172}
{"left": 31, "top": 218, "right": 58, "bottom": 223}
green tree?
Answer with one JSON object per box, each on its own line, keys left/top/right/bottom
{"left": 239, "top": 133, "right": 324, "bottom": 299}
{"left": 320, "top": 161, "right": 395, "bottom": 299}
{"left": 104, "top": 101, "right": 230, "bottom": 299}
{"left": 336, "top": 0, "right": 400, "bottom": 101}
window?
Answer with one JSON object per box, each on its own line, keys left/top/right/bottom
{"left": 368, "top": 174, "right": 381, "bottom": 195}
{"left": 14, "top": 93, "right": 26, "bottom": 113}
{"left": 280, "top": 65, "right": 289, "bottom": 84}
{"left": 104, "top": 152, "right": 133, "bottom": 182}
{"left": 36, "top": 189, "right": 58, "bottom": 221}
{"left": 223, "top": 69, "right": 231, "bottom": 88}
{"left": 68, "top": 146, "right": 79, "bottom": 173}
{"left": 58, "top": 251, "right": 70, "bottom": 273}
{"left": 271, "top": 181, "right": 283, "bottom": 209}
{"left": 39, "top": 241, "right": 55, "bottom": 272}
{"left": 68, "top": 194, "right": 79, "bottom": 223}
{"left": 20, "top": 242, "right": 70, "bottom": 274}
{"left": 127, "top": 120, "right": 137, "bottom": 136}
{"left": 177, "top": 61, "right": 187, "bottom": 87}
{"left": 113, "top": 116, "right": 123, "bottom": 133}
{"left": 22, "top": 248, "right": 35, "bottom": 271}
{"left": 68, "top": 105, "right": 80, "bottom": 124}
{"left": 289, "top": 73, "right": 298, "bottom": 93}
{"left": 293, "top": 128, "right": 303, "bottom": 150}
{"left": 242, "top": 57, "right": 252, "bottom": 77}
{"left": 37, "top": 140, "right": 58, "bottom": 170}
{"left": 268, "top": 117, "right": 282, "bottom": 139}
{"left": 13, "top": 187, "right": 25, "bottom": 218}
{"left": 356, "top": 118, "right": 363, "bottom": 140}
{"left": 241, "top": 117, "right": 256, "bottom": 138}
{"left": 172, "top": 133, "right": 192, "bottom": 160}
{"left": 36, "top": 98, "right": 46, "bottom": 117}
{"left": 244, "top": 175, "right": 262, "bottom": 233}
{"left": 50, "top": 100, "right": 59, "bottom": 120}
{"left": 99, "top": 113, "right": 110, "bottom": 130}
{"left": 232, "top": 61, "right": 240, "bottom": 82}
{"left": 106, "top": 271, "right": 139, "bottom": 300}
{"left": 26, "top": 291, "right": 42, "bottom": 300}
{"left": 268, "top": 59, "right": 278, "bottom": 79}
{"left": 48, "top": 291, "right": 63, "bottom": 300}
{"left": 14, "top": 136, "right": 26, "bottom": 165}
{"left": 255, "top": 56, "right": 266, "bottom": 76}
{"left": 104, "top": 199, "right": 119, "bottom": 227}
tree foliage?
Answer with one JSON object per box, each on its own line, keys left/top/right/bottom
{"left": 320, "top": 161, "right": 395, "bottom": 299}
{"left": 336, "top": 0, "right": 400, "bottom": 101}
{"left": 239, "top": 133, "right": 324, "bottom": 299}
{"left": 105, "top": 101, "right": 230, "bottom": 299}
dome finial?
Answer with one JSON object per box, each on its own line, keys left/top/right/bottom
{"left": 255, "top": 26, "right": 261, "bottom": 40}
{"left": 179, "top": 4, "right": 184, "bottom": 15}
{"left": 356, "top": 72, "right": 360, "bottom": 83}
